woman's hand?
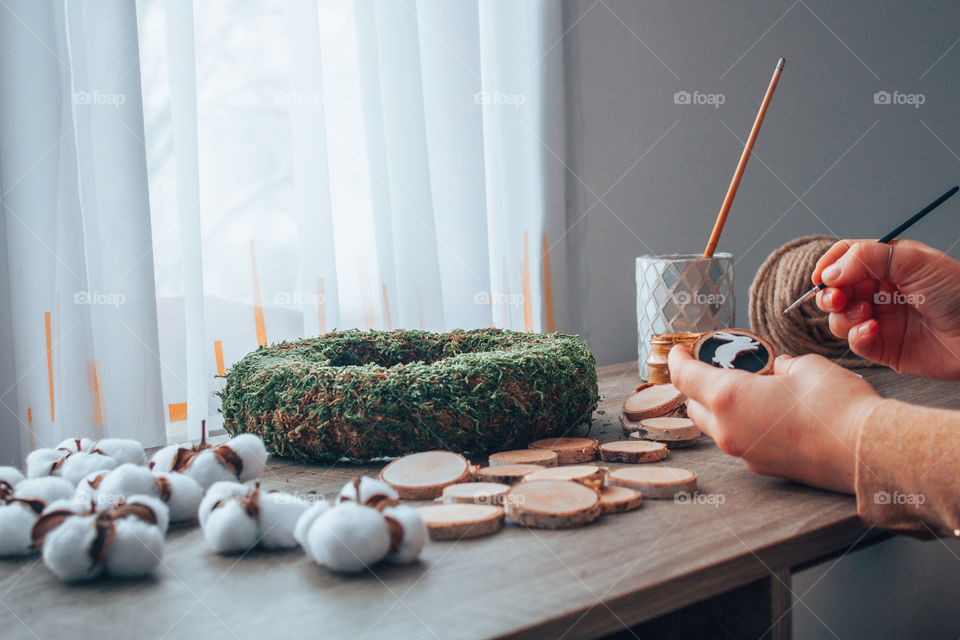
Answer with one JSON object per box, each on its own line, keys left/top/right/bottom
{"left": 668, "top": 346, "right": 881, "bottom": 493}
{"left": 813, "top": 238, "right": 960, "bottom": 380}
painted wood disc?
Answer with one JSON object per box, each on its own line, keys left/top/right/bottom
{"left": 692, "top": 328, "right": 775, "bottom": 374}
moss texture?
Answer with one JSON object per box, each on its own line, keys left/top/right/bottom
{"left": 219, "top": 328, "right": 599, "bottom": 462}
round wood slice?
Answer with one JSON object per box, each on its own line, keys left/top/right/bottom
{"left": 475, "top": 464, "right": 543, "bottom": 484}
{"left": 607, "top": 467, "right": 697, "bottom": 499}
{"left": 692, "top": 328, "right": 775, "bottom": 375}
{"left": 379, "top": 451, "right": 474, "bottom": 499}
{"left": 527, "top": 437, "right": 598, "bottom": 464}
{"left": 638, "top": 417, "right": 701, "bottom": 442}
{"left": 598, "top": 440, "right": 668, "bottom": 464}
{"left": 488, "top": 449, "right": 559, "bottom": 467}
{"left": 629, "top": 432, "right": 699, "bottom": 449}
{"left": 504, "top": 480, "right": 602, "bottom": 529}
{"left": 418, "top": 504, "right": 504, "bottom": 540}
{"left": 442, "top": 482, "right": 511, "bottom": 506}
{"left": 599, "top": 486, "right": 644, "bottom": 514}
{"left": 523, "top": 464, "right": 606, "bottom": 489}
{"left": 622, "top": 383, "right": 684, "bottom": 421}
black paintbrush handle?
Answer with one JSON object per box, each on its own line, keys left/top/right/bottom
{"left": 878, "top": 185, "right": 959, "bottom": 243}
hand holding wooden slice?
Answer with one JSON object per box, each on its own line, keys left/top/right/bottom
{"left": 475, "top": 464, "right": 543, "bottom": 484}
{"left": 488, "top": 449, "right": 558, "bottom": 467}
{"left": 527, "top": 437, "right": 598, "bottom": 464}
{"left": 505, "top": 480, "right": 602, "bottom": 529}
{"left": 418, "top": 504, "right": 504, "bottom": 540}
{"left": 622, "top": 383, "right": 684, "bottom": 421}
{"left": 599, "top": 486, "right": 644, "bottom": 514}
{"left": 380, "top": 451, "right": 474, "bottom": 499}
{"left": 442, "top": 482, "right": 511, "bottom": 506}
{"left": 598, "top": 440, "right": 668, "bottom": 464}
{"left": 692, "top": 328, "right": 775, "bottom": 374}
{"left": 523, "top": 465, "right": 606, "bottom": 490}
{"left": 607, "top": 467, "right": 697, "bottom": 499}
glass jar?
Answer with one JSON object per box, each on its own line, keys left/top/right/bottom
{"left": 646, "top": 332, "right": 701, "bottom": 384}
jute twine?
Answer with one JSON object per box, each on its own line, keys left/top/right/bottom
{"left": 749, "top": 235, "right": 880, "bottom": 368}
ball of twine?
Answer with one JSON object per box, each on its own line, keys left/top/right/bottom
{"left": 749, "top": 235, "right": 879, "bottom": 368}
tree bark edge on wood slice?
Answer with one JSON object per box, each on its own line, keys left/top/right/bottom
{"left": 505, "top": 480, "right": 602, "bottom": 529}
{"left": 637, "top": 417, "right": 701, "bottom": 441}
{"left": 599, "top": 486, "right": 644, "bottom": 514}
{"left": 598, "top": 440, "right": 668, "bottom": 464}
{"left": 527, "top": 437, "right": 598, "bottom": 464}
{"left": 488, "top": 449, "right": 559, "bottom": 467}
{"left": 417, "top": 504, "right": 505, "bottom": 540}
{"left": 475, "top": 464, "right": 544, "bottom": 484}
{"left": 621, "top": 383, "right": 685, "bottom": 421}
{"left": 606, "top": 467, "right": 697, "bottom": 499}
{"left": 379, "top": 450, "right": 474, "bottom": 499}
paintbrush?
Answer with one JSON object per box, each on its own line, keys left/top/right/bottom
{"left": 782, "top": 185, "right": 960, "bottom": 314}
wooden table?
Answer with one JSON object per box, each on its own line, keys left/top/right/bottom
{"left": 2, "top": 362, "right": 958, "bottom": 640}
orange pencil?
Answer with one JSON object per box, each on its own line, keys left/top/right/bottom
{"left": 703, "top": 58, "right": 785, "bottom": 257}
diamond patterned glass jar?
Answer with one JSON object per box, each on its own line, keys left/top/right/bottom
{"left": 636, "top": 253, "right": 734, "bottom": 379}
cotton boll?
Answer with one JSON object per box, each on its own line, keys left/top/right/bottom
{"left": 293, "top": 501, "right": 331, "bottom": 554}
{"left": 14, "top": 477, "right": 76, "bottom": 513}
{"left": 101, "top": 516, "right": 163, "bottom": 578}
{"left": 305, "top": 502, "right": 391, "bottom": 573}
{"left": 56, "top": 438, "right": 94, "bottom": 452}
{"left": 149, "top": 444, "right": 180, "bottom": 473}
{"left": 96, "top": 464, "right": 156, "bottom": 509}
{"left": 42, "top": 514, "right": 102, "bottom": 581}
{"left": 0, "top": 466, "right": 25, "bottom": 487}
{"left": 43, "top": 497, "right": 93, "bottom": 515}
{"left": 337, "top": 477, "right": 398, "bottom": 506}
{"left": 25, "top": 448, "right": 66, "bottom": 478}
{"left": 94, "top": 439, "right": 146, "bottom": 466}
{"left": 225, "top": 434, "right": 268, "bottom": 482}
{"left": 155, "top": 472, "right": 203, "bottom": 523}
{"left": 198, "top": 481, "right": 249, "bottom": 528}
{"left": 59, "top": 452, "right": 118, "bottom": 486}
{"left": 123, "top": 495, "right": 170, "bottom": 535}
{"left": 73, "top": 471, "right": 111, "bottom": 506}
{"left": 0, "top": 504, "right": 39, "bottom": 557}
{"left": 381, "top": 503, "right": 427, "bottom": 565}
{"left": 184, "top": 450, "right": 237, "bottom": 489}
{"left": 256, "top": 492, "right": 309, "bottom": 549}
{"left": 202, "top": 499, "right": 259, "bottom": 554}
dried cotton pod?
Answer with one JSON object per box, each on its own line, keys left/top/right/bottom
{"left": 303, "top": 501, "right": 391, "bottom": 573}
{"left": 95, "top": 464, "right": 203, "bottom": 522}
{"left": 380, "top": 502, "right": 427, "bottom": 565}
{"left": 151, "top": 426, "right": 267, "bottom": 489}
{"left": 199, "top": 481, "right": 307, "bottom": 553}
{"left": 337, "top": 476, "right": 398, "bottom": 506}
{"left": 93, "top": 438, "right": 147, "bottom": 466}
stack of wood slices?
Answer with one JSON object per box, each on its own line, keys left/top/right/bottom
{"left": 620, "top": 382, "right": 702, "bottom": 448}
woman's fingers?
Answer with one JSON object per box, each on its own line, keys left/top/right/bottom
{"left": 828, "top": 300, "right": 873, "bottom": 339}
{"left": 668, "top": 345, "right": 748, "bottom": 409}
{"left": 846, "top": 319, "right": 882, "bottom": 363}
{"left": 820, "top": 239, "right": 933, "bottom": 289}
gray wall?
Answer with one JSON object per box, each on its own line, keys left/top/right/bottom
{"left": 562, "top": 1, "right": 960, "bottom": 638}
{"left": 564, "top": 0, "right": 960, "bottom": 366}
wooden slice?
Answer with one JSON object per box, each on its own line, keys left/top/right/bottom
{"left": 523, "top": 465, "right": 606, "bottom": 490}
{"left": 379, "top": 451, "right": 474, "bottom": 499}
{"left": 598, "top": 440, "right": 668, "bottom": 464}
{"left": 475, "top": 464, "right": 543, "bottom": 484}
{"left": 599, "top": 486, "right": 644, "bottom": 514}
{"left": 622, "top": 383, "right": 685, "bottom": 421}
{"left": 504, "top": 480, "right": 602, "bottom": 529}
{"left": 638, "top": 417, "right": 701, "bottom": 442}
{"left": 527, "top": 437, "right": 598, "bottom": 464}
{"left": 442, "top": 482, "right": 511, "bottom": 506}
{"left": 629, "top": 432, "right": 699, "bottom": 449}
{"left": 607, "top": 467, "right": 697, "bottom": 499}
{"left": 418, "top": 504, "right": 504, "bottom": 540}
{"left": 692, "top": 328, "right": 776, "bottom": 375}
{"left": 488, "top": 449, "right": 559, "bottom": 467}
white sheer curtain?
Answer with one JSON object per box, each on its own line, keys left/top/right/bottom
{"left": 0, "top": 0, "right": 567, "bottom": 465}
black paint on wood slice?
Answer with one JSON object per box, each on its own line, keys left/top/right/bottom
{"left": 692, "top": 329, "right": 775, "bottom": 374}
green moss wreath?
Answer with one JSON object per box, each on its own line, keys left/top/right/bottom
{"left": 219, "top": 328, "right": 599, "bottom": 462}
